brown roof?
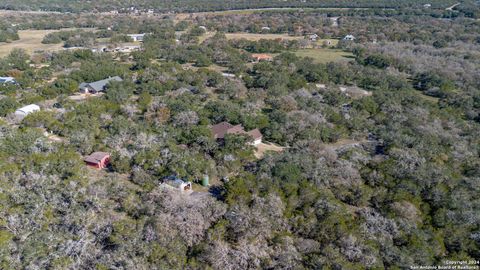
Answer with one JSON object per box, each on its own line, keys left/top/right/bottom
{"left": 247, "top": 128, "right": 263, "bottom": 140}
{"left": 211, "top": 122, "right": 263, "bottom": 141}
{"left": 211, "top": 122, "right": 234, "bottom": 139}
{"left": 84, "top": 152, "right": 110, "bottom": 164}
{"left": 226, "top": 124, "right": 245, "bottom": 135}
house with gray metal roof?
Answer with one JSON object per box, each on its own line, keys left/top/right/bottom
{"left": 79, "top": 76, "right": 123, "bottom": 94}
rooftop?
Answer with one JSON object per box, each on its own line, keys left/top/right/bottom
{"left": 211, "top": 121, "right": 263, "bottom": 141}
{"left": 247, "top": 129, "right": 263, "bottom": 140}
{"left": 16, "top": 104, "right": 40, "bottom": 114}
{"left": 211, "top": 122, "right": 234, "bottom": 139}
{"left": 84, "top": 152, "right": 110, "bottom": 164}
{"left": 0, "top": 77, "right": 16, "bottom": 83}
{"left": 82, "top": 76, "right": 123, "bottom": 92}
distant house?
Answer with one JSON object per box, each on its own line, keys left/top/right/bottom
{"left": 127, "top": 33, "right": 146, "bottom": 42}
{"left": 84, "top": 152, "right": 110, "bottom": 169}
{"left": 91, "top": 46, "right": 108, "bottom": 53}
{"left": 15, "top": 104, "right": 40, "bottom": 119}
{"left": 221, "top": 72, "right": 236, "bottom": 78}
{"left": 79, "top": 76, "right": 123, "bottom": 94}
{"left": 211, "top": 121, "right": 263, "bottom": 145}
{"left": 251, "top": 53, "right": 273, "bottom": 62}
{"left": 0, "top": 77, "right": 17, "bottom": 84}
{"left": 308, "top": 34, "right": 319, "bottom": 41}
{"left": 162, "top": 176, "right": 193, "bottom": 193}
{"left": 343, "top": 34, "right": 356, "bottom": 41}
{"left": 113, "top": 45, "right": 142, "bottom": 53}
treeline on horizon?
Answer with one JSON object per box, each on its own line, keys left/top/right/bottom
{"left": 0, "top": 0, "right": 473, "bottom": 13}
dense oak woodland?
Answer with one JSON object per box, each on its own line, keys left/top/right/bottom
{"left": 0, "top": 3, "right": 479, "bottom": 270}
{"left": 0, "top": 0, "right": 478, "bottom": 16}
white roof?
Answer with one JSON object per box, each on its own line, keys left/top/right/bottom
{"left": 127, "top": 33, "right": 146, "bottom": 37}
{"left": 0, "top": 77, "right": 15, "bottom": 82}
{"left": 15, "top": 104, "right": 40, "bottom": 114}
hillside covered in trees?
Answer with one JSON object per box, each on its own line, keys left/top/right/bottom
{"left": 0, "top": 2, "right": 479, "bottom": 269}
{"left": 0, "top": 0, "right": 477, "bottom": 14}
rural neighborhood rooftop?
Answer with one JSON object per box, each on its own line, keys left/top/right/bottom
{"left": 211, "top": 122, "right": 263, "bottom": 145}
{"left": 79, "top": 76, "right": 123, "bottom": 93}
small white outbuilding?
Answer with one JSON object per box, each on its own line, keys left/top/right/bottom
{"left": 343, "top": 34, "right": 356, "bottom": 41}
{"left": 15, "top": 104, "right": 40, "bottom": 118}
{"left": 0, "top": 77, "right": 16, "bottom": 84}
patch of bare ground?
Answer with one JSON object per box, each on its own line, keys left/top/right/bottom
{"left": 254, "top": 141, "right": 286, "bottom": 159}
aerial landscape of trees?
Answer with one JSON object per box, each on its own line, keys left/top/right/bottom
{"left": 0, "top": 1, "right": 479, "bottom": 269}
{"left": 0, "top": 0, "right": 478, "bottom": 15}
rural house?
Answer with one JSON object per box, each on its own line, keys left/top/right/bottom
{"left": 251, "top": 53, "right": 273, "bottom": 62}
{"left": 15, "top": 104, "right": 40, "bottom": 119}
{"left": 308, "top": 34, "right": 319, "bottom": 41}
{"left": 211, "top": 121, "right": 263, "bottom": 145}
{"left": 343, "top": 34, "right": 356, "bottom": 41}
{"left": 84, "top": 152, "right": 110, "bottom": 169}
{"left": 79, "top": 76, "right": 123, "bottom": 94}
{"left": 127, "top": 33, "right": 146, "bottom": 42}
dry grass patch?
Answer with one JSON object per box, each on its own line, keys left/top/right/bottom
{"left": 255, "top": 142, "right": 286, "bottom": 159}
{"left": 294, "top": 48, "right": 354, "bottom": 64}
{"left": 0, "top": 28, "right": 95, "bottom": 57}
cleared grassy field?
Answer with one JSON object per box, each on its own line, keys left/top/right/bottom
{"left": 225, "top": 33, "right": 302, "bottom": 41}
{"left": 0, "top": 30, "right": 63, "bottom": 57}
{"left": 294, "top": 48, "right": 354, "bottom": 64}
{"left": 0, "top": 28, "right": 95, "bottom": 57}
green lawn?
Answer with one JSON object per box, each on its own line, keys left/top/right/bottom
{"left": 294, "top": 48, "right": 354, "bottom": 64}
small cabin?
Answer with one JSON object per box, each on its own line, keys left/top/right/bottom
{"left": 308, "top": 34, "right": 319, "bottom": 41}
{"left": 343, "top": 35, "right": 356, "bottom": 41}
{"left": 162, "top": 176, "right": 193, "bottom": 193}
{"left": 84, "top": 152, "right": 110, "bottom": 169}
